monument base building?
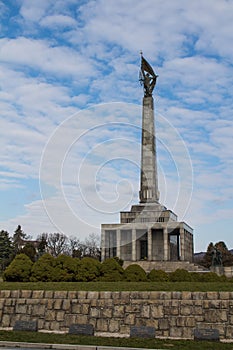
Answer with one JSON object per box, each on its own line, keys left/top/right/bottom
{"left": 101, "top": 55, "right": 194, "bottom": 265}
{"left": 101, "top": 203, "right": 193, "bottom": 263}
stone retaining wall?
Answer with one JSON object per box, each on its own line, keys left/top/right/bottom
{"left": 0, "top": 290, "right": 233, "bottom": 339}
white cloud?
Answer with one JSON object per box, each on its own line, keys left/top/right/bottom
{"left": 19, "top": 0, "right": 53, "bottom": 22}
{"left": 40, "top": 15, "right": 77, "bottom": 28}
{"left": 0, "top": 37, "right": 95, "bottom": 78}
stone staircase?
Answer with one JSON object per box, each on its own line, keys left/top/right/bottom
{"left": 123, "top": 260, "right": 209, "bottom": 273}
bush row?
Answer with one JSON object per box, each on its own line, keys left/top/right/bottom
{"left": 3, "top": 253, "right": 228, "bottom": 282}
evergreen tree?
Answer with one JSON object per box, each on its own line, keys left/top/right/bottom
{"left": 202, "top": 241, "right": 233, "bottom": 268}
{"left": 37, "top": 234, "right": 48, "bottom": 257}
{"left": 215, "top": 241, "right": 233, "bottom": 266}
{"left": 201, "top": 242, "right": 214, "bottom": 268}
{"left": 20, "top": 242, "right": 37, "bottom": 262}
{"left": 13, "top": 225, "right": 26, "bottom": 254}
{"left": 0, "top": 230, "right": 14, "bottom": 271}
{"left": 3, "top": 254, "right": 33, "bottom": 282}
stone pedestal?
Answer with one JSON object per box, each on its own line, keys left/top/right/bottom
{"left": 210, "top": 265, "right": 224, "bottom": 276}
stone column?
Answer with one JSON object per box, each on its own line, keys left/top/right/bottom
{"left": 180, "top": 228, "right": 185, "bottom": 261}
{"left": 148, "top": 228, "right": 152, "bottom": 261}
{"left": 132, "top": 228, "right": 136, "bottom": 261}
{"left": 191, "top": 233, "right": 194, "bottom": 262}
{"left": 139, "top": 96, "right": 159, "bottom": 203}
{"left": 116, "top": 229, "right": 121, "bottom": 258}
{"left": 101, "top": 229, "right": 106, "bottom": 262}
{"left": 163, "top": 227, "right": 169, "bottom": 261}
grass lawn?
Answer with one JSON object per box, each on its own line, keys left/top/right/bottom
{"left": 0, "top": 331, "right": 232, "bottom": 350}
{"left": 0, "top": 281, "right": 233, "bottom": 291}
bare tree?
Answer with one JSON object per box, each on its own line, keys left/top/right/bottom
{"left": 47, "top": 233, "right": 68, "bottom": 257}
{"left": 68, "top": 236, "right": 83, "bottom": 258}
{"left": 68, "top": 234, "right": 100, "bottom": 260}
{"left": 83, "top": 233, "right": 101, "bottom": 260}
{"left": 36, "top": 232, "right": 101, "bottom": 260}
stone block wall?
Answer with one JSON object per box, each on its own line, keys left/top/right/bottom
{"left": 0, "top": 290, "right": 233, "bottom": 339}
{"left": 224, "top": 267, "right": 233, "bottom": 278}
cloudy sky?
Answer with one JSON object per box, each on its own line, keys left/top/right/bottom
{"left": 0, "top": 0, "right": 232, "bottom": 252}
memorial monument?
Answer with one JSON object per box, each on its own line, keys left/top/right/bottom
{"left": 101, "top": 55, "right": 194, "bottom": 267}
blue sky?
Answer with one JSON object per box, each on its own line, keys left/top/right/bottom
{"left": 0, "top": 0, "right": 232, "bottom": 252}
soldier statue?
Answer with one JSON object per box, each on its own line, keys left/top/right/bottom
{"left": 139, "top": 52, "right": 158, "bottom": 97}
{"left": 211, "top": 247, "right": 223, "bottom": 267}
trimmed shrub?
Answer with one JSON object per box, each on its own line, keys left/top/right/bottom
{"left": 169, "top": 269, "right": 192, "bottom": 282}
{"left": 188, "top": 272, "right": 202, "bottom": 282}
{"left": 54, "top": 255, "right": 80, "bottom": 282}
{"left": 3, "top": 254, "right": 33, "bottom": 282}
{"left": 100, "top": 258, "right": 124, "bottom": 281}
{"left": 75, "top": 257, "right": 101, "bottom": 282}
{"left": 20, "top": 242, "right": 37, "bottom": 262}
{"left": 113, "top": 256, "right": 124, "bottom": 267}
{"left": 148, "top": 269, "right": 169, "bottom": 282}
{"left": 30, "top": 253, "right": 56, "bottom": 282}
{"left": 124, "top": 264, "right": 147, "bottom": 282}
{"left": 194, "top": 271, "right": 226, "bottom": 282}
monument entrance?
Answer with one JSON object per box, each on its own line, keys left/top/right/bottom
{"left": 140, "top": 240, "right": 148, "bottom": 260}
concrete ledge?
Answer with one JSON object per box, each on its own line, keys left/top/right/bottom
{"left": 95, "top": 332, "right": 129, "bottom": 338}
{"left": 0, "top": 341, "right": 163, "bottom": 350}
{"left": 0, "top": 342, "right": 95, "bottom": 350}
{"left": 0, "top": 339, "right": 233, "bottom": 350}
{"left": 97, "top": 347, "right": 162, "bottom": 350}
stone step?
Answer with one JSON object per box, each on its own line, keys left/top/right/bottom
{"left": 123, "top": 260, "right": 209, "bottom": 273}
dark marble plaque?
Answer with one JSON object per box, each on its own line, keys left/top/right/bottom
{"left": 130, "top": 326, "right": 155, "bottom": 338}
{"left": 13, "top": 320, "right": 38, "bottom": 332}
{"left": 69, "top": 323, "right": 94, "bottom": 336}
{"left": 194, "top": 328, "right": 219, "bottom": 341}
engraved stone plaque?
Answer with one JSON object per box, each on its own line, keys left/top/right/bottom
{"left": 69, "top": 323, "right": 94, "bottom": 336}
{"left": 13, "top": 320, "right": 38, "bottom": 332}
{"left": 194, "top": 328, "right": 219, "bottom": 341}
{"left": 130, "top": 326, "right": 155, "bottom": 338}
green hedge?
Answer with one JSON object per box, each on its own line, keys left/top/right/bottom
{"left": 148, "top": 269, "right": 169, "bottom": 282}
{"left": 3, "top": 255, "right": 230, "bottom": 283}
{"left": 124, "top": 264, "right": 147, "bottom": 281}
{"left": 100, "top": 258, "right": 124, "bottom": 281}
{"left": 30, "top": 253, "right": 57, "bottom": 282}
{"left": 3, "top": 254, "right": 33, "bottom": 282}
{"left": 169, "top": 269, "right": 192, "bottom": 282}
{"left": 75, "top": 257, "right": 101, "bottom": 282}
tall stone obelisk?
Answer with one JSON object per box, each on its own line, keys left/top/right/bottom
{"left": 139, "top": 55, "right": 159, "bottom": 203}
{"left": 101, "top": 54, "right": 194, "bottom": 264}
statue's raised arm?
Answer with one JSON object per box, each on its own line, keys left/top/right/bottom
{"left": 139, "top": 54, "right": 158, "bottom": 97}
